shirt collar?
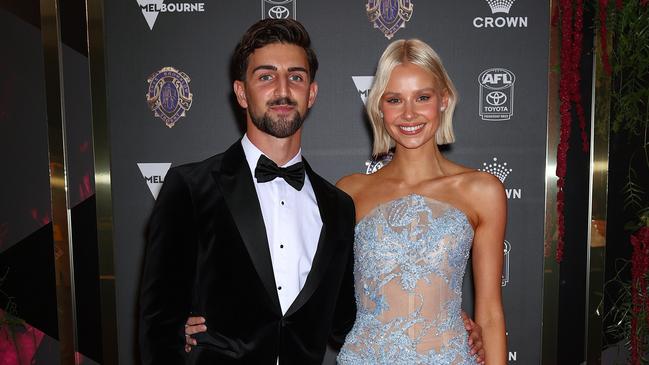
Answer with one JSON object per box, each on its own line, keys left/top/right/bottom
{"left": 241, "top": 134, "right": 303, "bottom": 179}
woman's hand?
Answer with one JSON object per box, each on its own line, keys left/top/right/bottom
{"left": 184, "top": 316, "right": 207, "bottom": 353}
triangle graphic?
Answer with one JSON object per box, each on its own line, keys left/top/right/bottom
{"left": 137, "top": 163, "right": 172, "bottom": 199}
{"left": 137, "top": 0, "right": 164, "bottom": 30}
{"left": 351, "top": 76, "right": 374, "bottom": 105}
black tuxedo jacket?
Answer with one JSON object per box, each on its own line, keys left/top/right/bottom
{"left": 139, "top": 141, "right": 356, "bottom": 365}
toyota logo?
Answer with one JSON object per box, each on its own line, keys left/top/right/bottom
{"left": 486, "top": 91, "right": 507, "bottom": 106}
{"left": 268, "top": 5, "right": 290, "bottom": 19}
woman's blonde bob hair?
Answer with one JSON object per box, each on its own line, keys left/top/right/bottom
{"left": 366, "top": 39, "right": 458, "bottom": 156}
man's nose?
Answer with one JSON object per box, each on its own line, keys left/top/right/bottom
{"left": 274, "top": 77, "right": 289, "bottom": 97}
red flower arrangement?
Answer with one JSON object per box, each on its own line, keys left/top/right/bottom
{"left": 0, "top": 313, "right": 44, "bottom": 365}
{"left": 556, "top": 0, "right": 590, "bottom": 262}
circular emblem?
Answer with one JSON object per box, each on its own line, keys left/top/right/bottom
{"left": 146, "top": 66, "right": 193, "bottom": 128}
{"left": 365, "top": 151, "right": 394, "bottom": 174}
{"left": 366, "top": 0, "right": 413, "bottom": 39}
{"left": 486, "top": 91, "right": 507, "bottom": 106}
{"left": 268, "top": 5, "right": 290, "bottom": 19}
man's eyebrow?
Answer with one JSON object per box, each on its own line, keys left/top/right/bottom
{"left": 288, "top": 67, "right": 308, "bottom": 73}
{"left": 251, "top": 65, "right": 277, "bottom": 73}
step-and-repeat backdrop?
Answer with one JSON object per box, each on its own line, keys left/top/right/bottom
{"left": 104, "top": 1, "right": 548, "bottom": 363}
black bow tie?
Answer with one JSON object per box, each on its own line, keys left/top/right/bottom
{"left": 254, "top": 155, "right": 305, "bottom": 191}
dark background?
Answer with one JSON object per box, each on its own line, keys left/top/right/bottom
{"left": 0, "top": 1, "right": 550, "bottom": 363}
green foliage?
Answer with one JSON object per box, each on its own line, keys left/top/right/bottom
{"left": 0, "top": 268, "right": 23, "bottom": 329}
{"left": 604, "top": 257, "right": 649, "bottom": 363}
{"left": 606, "top": 1, "right": 649, "bottom": 217}
{"left": 610, "top": 2, "right": 649, "bottom": 137}
{"left": 624, "top": 167, "right": 646, "bottom": 213}
{"left": 604, "top": 259, "right": 633, "bottom": 346}
{"left": 602, "top": 2, "right": 649, "bottom": 359}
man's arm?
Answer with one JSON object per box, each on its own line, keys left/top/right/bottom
{"left": 329, "top": 196, "right": 357, "bottom": 349}
{"left": 329, "top": 246, "right": 356, "bottom": 349}
{"left": 139, "top": 168, "right": 198, "bottom": 364}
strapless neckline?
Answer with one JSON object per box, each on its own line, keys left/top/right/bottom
{"left": 339, "top": 192, "right": 476, "bottom": 364}
{"left": 356, "top": 193, "right": 473, "bottom": 230}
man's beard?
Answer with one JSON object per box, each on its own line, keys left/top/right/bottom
{"left": 249, "top": 97, "right": 305, "bottom": 138}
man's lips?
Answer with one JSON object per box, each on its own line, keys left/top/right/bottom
{"left": 269, "top": 104, "right": 295, "bottom": 113}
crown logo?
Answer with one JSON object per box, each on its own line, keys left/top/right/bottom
{"left": 485, "top": 0, "right": 516, "bottom": 14}
{"left": 481, "top": 157, "right": 512, "bottom": 182}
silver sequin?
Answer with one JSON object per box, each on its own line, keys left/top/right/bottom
{"left": 338, "top": 194, "right": 474, "bottom": 365}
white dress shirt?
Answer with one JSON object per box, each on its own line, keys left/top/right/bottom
{"left": 241, "top": 134, "right": 323, "bottom": 315}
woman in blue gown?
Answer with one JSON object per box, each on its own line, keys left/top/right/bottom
{"left": 183, "top": 38, "right": 501, "bottom": 365}
{"left": 334, "top": 39, "right": 506, "bottom": 365}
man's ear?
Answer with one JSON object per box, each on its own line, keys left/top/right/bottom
{"left": 307, "top": 81, "right": 318, "bottom": 109}
{"left": 233, "top": 80, "right": 248, "bottom": 109}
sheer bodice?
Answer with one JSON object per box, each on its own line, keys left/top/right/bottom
{"left": 337, "top": 194, "right": 475, "bottom": 365}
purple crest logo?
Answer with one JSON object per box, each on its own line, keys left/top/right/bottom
{"left": 366, "top": 0, "right": 413, "bottom": 39}
{"left": 146, "top": 66, "right": 193, "bottom": 128}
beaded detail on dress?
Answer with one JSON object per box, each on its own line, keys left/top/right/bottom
{"left": 337, "top": 194, "right": 474, "bottom": 365}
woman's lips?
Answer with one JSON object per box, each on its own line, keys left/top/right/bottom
{"left": 398, "top": 123, "right": 425, "bottom": 135}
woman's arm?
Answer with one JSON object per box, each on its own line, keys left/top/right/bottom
{"left": 469, "top": 172, "right": 507, "bottom": 364}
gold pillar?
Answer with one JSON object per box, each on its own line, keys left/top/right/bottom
{"left": 86, "top": 0, "right": 120, "bottom": 362}
{"left": 40, "top": 0, "right": 77, "bottom": 362}
{"left": 541, "top": 0, "right": 560, "bottom": 363}
{"left": 542, "top": 2, "right": 612, "bottom": 362}
{"left": 585, "top": 24, "right": 612, "bottom": 364}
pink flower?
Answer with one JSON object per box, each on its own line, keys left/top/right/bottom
{"left": 0, "top": 322, "right": 44, "bottom": 365}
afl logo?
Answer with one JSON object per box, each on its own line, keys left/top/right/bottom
{"left": 478, "top": 68, "right": 516, "bottom": 121}
{"left": 146, "top": 66, "right": 193, "bottom": 128}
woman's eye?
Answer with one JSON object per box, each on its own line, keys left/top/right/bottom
{"left": 386, "top": 98, "right": 400, "bottom": 104}
{"left": 418, "top": 95, "right": 431, "bottom": 101}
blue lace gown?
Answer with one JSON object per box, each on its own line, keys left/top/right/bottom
{"left": 337, "top": 194, "right": 475, "bottom": 365}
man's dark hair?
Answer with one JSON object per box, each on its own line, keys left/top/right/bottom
{"left": 233, "top": 19, "right": 318, "bottom": 82}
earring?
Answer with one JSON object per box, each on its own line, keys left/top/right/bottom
{"left": 440, "top": 106, "right": 446, "bottom": 112}
{"left": 379, "top": 111, "right": 384, "bottom": 118}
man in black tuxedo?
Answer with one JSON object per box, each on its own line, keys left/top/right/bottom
{"left": 140, "top": 19, "right": 485, "bottom": 365}
{"left": 139, "top": 19, "right": 357, "bottom": 365}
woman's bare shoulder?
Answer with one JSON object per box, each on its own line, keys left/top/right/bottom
{"left": 460, "top": 171, "right": 506, "bottom": 208}
{"left": 336, "top": 173, "right": 371, "bottom": 197}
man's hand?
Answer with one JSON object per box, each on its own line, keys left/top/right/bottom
{"left": 461, "top": 311, "right": 485, "bottom": 364}
{"left": 184, "top": 316, "right": 207, "bottom": 353}
{"left": 184, "top": 312, "right": 485, "bottom": 362}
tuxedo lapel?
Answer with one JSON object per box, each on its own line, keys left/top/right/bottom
{"left": 213, "top": 141, "right": 281, "bottom": 313}
{"left": 285, "top": 160, "right": 339, "bottom": 317}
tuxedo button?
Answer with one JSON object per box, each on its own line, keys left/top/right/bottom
{"left": 280, "top": 200, "right": 285, "bottom": 205}
{"left": 280, "top": 244, "right": 284, "bottom": 248}
{"left": 281, "top": 320, "right": 287, "bottom": 328}
{"left": 277, "top": 286, "right": 282, "bottom": 290}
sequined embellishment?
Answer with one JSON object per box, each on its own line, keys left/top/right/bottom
{"left": 338, "top": 194, "right": 475, "bottom": 365}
